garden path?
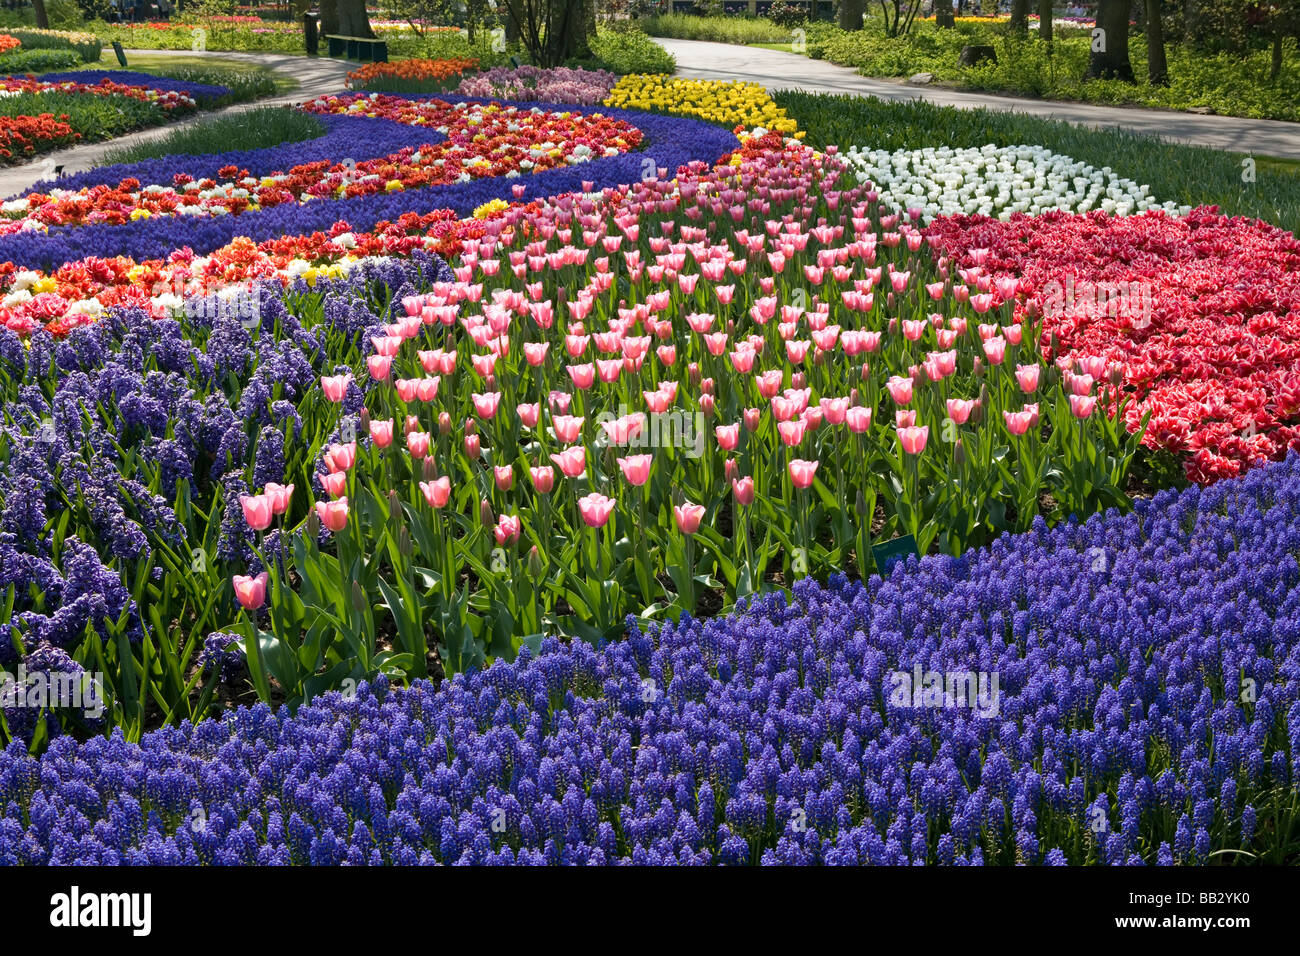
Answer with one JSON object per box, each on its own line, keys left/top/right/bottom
{"left": 659, "top": 37, "right": 1300, "bottom": 160}
{"left": 0, "top": 50, "right": 351, "bottom": 199}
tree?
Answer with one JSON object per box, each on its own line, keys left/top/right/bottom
{"left": 1086, "top": 0, "right": 1135, "bottom": 81}
{"left": 499, "top": 0, "right": 595, "bottom": 66}
{"left": 878, "top": 0, "right": 923, "bottom": 36}
{"left": 839, "top": 0, "right": 866, "bottom": 29}
{"left": 33, "top": 0, "right": 50, "bottom": 28}
{"left": 1145, "top": 0, "right": 1168, "bottom": 84}
{"left": 1264, "top": 0, "right": 1300, "bottom": 83}
{"left": 1037, "top": 0, "right": 1053, "bottom": 42}
{"left": 1010, "top": 0, "right": 1030, "bottom": 34}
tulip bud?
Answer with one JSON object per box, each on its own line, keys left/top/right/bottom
{"left": 422, "top": 456, "right": 438, "bottom": 481}
{"left": 813, "top": 349, "right": 825, "bottom": 367}
{"left": 351, "top": 580, "right": 367, "bottom": 615}
{"left": 953, "top": 438, "right": 966, "bottom": 467}
{"left": 359, "top": 407, "right": 371, "bottom": 431}
{"left": 527, "top": 545, "right": 544, "bottom": 579}
{"left": 855, "top": 490, "right": 868, "bottom": 516}
{"left": 438, "top": 412, "right": 452, "bottom": 435}
{"left": 724, "top": 458, "right": 738, "bottom": 481}
{"left": 688, "top": 362, "right": 701, "bottom": 386}
{"left": 480, "top": 497, "right": 494, "bottom": 530}
{"left": 306, "top": 509, "right": 320, "bottom": 539}
{"left": 398, "top": 525, "right": 413, "bottom": 559}
{"left": 861, "top": 361, "right": 871, "bottom": 380}
{"left": 464, "top": 417, "right": 477, "bottom": 436}
{"left": 886, "top": 291, "right": 895, "bottom": 309}
{"left": 700, "top": 394, "right": 715, "bottom": 418}
{"left": 1023, "top": 300, "right": 1041, "bottom": 321}
{"left": 972, "top": 357, "right": 985, "bottom": 378}
{"left": 850, "top": 387, "right": 859, "bottom": 405}
{"left": 792, "top": 371, "right": 806, "bottom": 389}
{"left": 1108, "top": 366, "right": 1124, "bottom": 388}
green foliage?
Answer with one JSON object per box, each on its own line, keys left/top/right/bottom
{"left": 775, "top": 89, "right": 1300, "bottom": 236}
{"left": 5, "top": 27, "right": 103, "bottom": 63}
{"left": 583, "top": 27, "right": 676, "bottom": 74}
{"left": 808, "top": 21, "right": 1300, "bottom": 122}
{"left": 642, "top": 12, "right": 793, "bottom": 44}
{"left": 132, "top": 63, "right": 281, "bottom": 105}
{"left": 0, "top": 89, "right": 170, "bottom": 139}
{"left": 0, "top": 48, "right": 83, "bottom": 75}
{"left": 103, "top": 106, "right": 324, "bottom": 164}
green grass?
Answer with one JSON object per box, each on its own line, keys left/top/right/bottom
{"left": 78, "top": 53, "right": 296, "bottom": 98}
{"left": 775, "top": 89, "right": 1300, "bottom": 236}
{"left": 102, "top": 105, "right": 323, "bottom": 165}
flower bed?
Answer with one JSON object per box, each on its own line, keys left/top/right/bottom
{"left": 604, "top": 74, "right": 800, "bottom": 136}
{"left": 925, "top": 209, "right": 1300, "bottom": 482}
{"left": 0, "top": 96, "right": 738, "bottom": 302}
{"left": 456, "top": 65, "right": 619, "bottom": 106}
{"left": 847, "top": 143, "right": 1188, "bottom": 224}
{"left": 346, "top": 58, "right": 480, "bottom": 91}
{"left": 2, "top": 452, "right": 1295, "bottom": 864}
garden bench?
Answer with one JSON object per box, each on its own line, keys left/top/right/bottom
{"left": 324, "top": 34, "right": 388, "bottom": 62}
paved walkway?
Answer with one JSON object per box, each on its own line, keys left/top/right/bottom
{"left": 659, "top": 38, "right": 1300, "bottom": 160}
{"left": 0, "top": 51, "right": 351, "bottom": 198}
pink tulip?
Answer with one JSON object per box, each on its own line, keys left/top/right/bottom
{"left": 982, "top": 337, "right": 1007, "bottom": 365}
{"left": 420, "top": 477, "right": 451, "bottom": 508}
{"left": 395, "top": 378, "right": 419, "bottom": 403}
{"left": 367, "top": 355, "right": 393, "bottom": 381}
{"left": 1015, "top": 364, "right": 1040, "bottom": 393}
{"left": 370, "top": 419, "right": 394, "bottom": 448}
{"left": 1003, "top": 410, "right": 1034, "bottom": 436}
{"left": 895, "top": 409, "right": 917, "bottom": 429}
{"left": 321, "top": 374, "right": 351, "bottom": 402}
{"left": 846, "top": 406, "right": 873, "bottom": 433}
{"left": 494, "top": 515, "right": 521, "bottom": 547}
{"left": 1070, "top": 394, "right": 1098, "bottom": 418}
{"left": 886, "top": 376, "right": 914, "bottom": 405}
{"left": 417, "top": 377, "right": 440, "bottom": 402}
{"left": 567, "top": 363, "right": 595, "bottom": 389}
{"left": 324, "top": 442, "right": 356, "bottom": 473}
{"left": 715, "top": 423, "right": 740, "bottom": 451}
{"left": 946, "top": 398, "right": 977, "bottom": 425}
{"left": 320, "top": 471, "right": 347, "bottom": 498}
{"left": 540, "top": 409, "right": 581, "bottom": 443}
{"left": 530, "top": 465, "right": 555, "bottom": 494}
{"left": 517, "top": 402, "right": 540, "bottom": 427}
{"left": 232, "top": 571, "right": 268, "bottom": 611}
{"left": 264, "top": 483, "right": 294, "bottom": 516}
{"left": 315, "top": 498, "right": 349, "bottom": 532}
{"left": 617, "top": 454, "right": 653, "bottom": 486}
{"left": 551, "top": 446, "right": 586, "bottom": 478}
{"left": 494, "top": 465, "right": 514, "bottom": 491}
{"left": 743, "top": 407, "right": 762, "bottom": 431}
{"left": 731, "top": 476, "right": 755, "bottom": 506}
{"left": 897, "top": 425, "right": 929, "bottom": 455}
{"left": 473, "top": 391, "right": 502, "bottom": 419}
{"left": 407, "top": 431, "right": 431, "bottom": 459}
{"left": 577, "top": 492, "right": 616, "bottom": 528}
{"left": 524, "top": 342, "right": 549, "bottom": 366}
{"left": 240, "top": 493, "right": 274, "bottom": 531}
{"left": 673, "top": 502, "right": 706, "bottom": 535}
{"left": 464, "top": 434, "right": 481, "bottom": 459}
{"left": 788, "top": 459, "right": 819, "bottom": 489}
{"left": 778, "top": 420, "right": 807, "bottom": 447}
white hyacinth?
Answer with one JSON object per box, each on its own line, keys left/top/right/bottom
{"left": 845, "top": 143, "right": 1189, "bottom": 223}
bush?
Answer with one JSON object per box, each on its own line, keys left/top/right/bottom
{"left": 766, "top": 0, "right": 808, "bottom": 28}
{"left": 584, "top": 28, "right": 676, "bottom": 75}
{"left": 0, "top": 48, "right": 82, "bottom": 74}
{"left": 641, "top": 12, "right": 791, "bottom": 44}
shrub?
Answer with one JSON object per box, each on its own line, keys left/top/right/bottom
{"left": 585, "top": 27, "right": 677, "bottom": 74}
{"left": 5, "top": 26, "right": 102, "bottom": 63}
{"left": 102, "top": 106, "right": 325, "bottom": 165}
{"left": 0, "top": 48, "right": 82, "bottom": 74}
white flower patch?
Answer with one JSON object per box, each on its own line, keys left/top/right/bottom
{"left": 845, "top": 143, "right": 1191, "bottom": 222}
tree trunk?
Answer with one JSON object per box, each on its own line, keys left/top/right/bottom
{"left": 1086, "top": 0, "right": 1135, "bottom": 81}
{"left": 32, "top": 0, "right": 49, "bottom": 29}
{"left": 935, "top": 0, "right": 954, "bottom": 28}
{"left": 336, "top": 0, "right": 375, "bottom": 37}
{"left": 1037, "top": 0, "right": 1052, "bottom": 42}
{"left": 1145, "top": 0, "right": 1167, "bottom": 85}
{"left": 319, "top": 0, "right": 340, "bottom": 35}
{"left": 1183, "top": 0, "right": 1197, "bottom": 44}
{"left": 839, "top": 0, "right": 865, "bottom": 30}
{"left": 1270, "top": 25, "right": 1283, "bottom": 83}
{"left": 1009, "top": 0, "right": 1030, "bottom": 35}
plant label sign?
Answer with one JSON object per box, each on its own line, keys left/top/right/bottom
{"left": 872, "top": 534, "right": 919, "bottom": 576}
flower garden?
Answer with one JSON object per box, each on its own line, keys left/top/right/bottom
{"left": 1, "top": 53, "right": 1299, "bottom": 869}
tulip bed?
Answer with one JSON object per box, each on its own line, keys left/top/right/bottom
{"left": 0, "top": 69, "right": 243, "bottom": 164}
{"left": 1, "top": 71, "right": 1298, "bottom": 865}
{"left": 3, "top": 452, "right": 1298, "bottom": 865}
